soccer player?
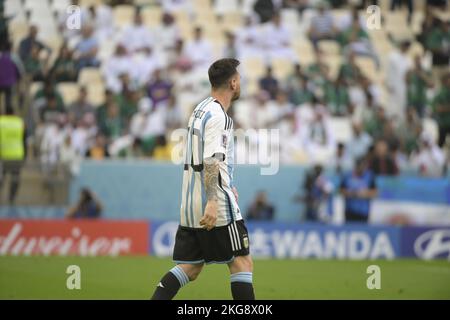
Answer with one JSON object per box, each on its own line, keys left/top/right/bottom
{"left": 151, "top": 58, "right": 254, "bottom": 300}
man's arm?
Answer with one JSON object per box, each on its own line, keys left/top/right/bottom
{"left": 199, "top": 156, "right": 220, "bottom": 230}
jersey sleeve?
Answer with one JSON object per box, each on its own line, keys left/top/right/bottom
{"left": 203, "top": 113, "right": 226, "bottom": 161}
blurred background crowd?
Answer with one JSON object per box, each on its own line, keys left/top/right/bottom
{"left": 0, "top": 0, "right": 449, "bottom": 213}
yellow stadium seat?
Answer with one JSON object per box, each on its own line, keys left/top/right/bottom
{"left": 113, "top": 5, "right": 135, "bottom": 28}
{"left": 242, "top": 57, "right": 265, "bottom": 81}
{"left": 142, "top": 6, "right": 163, "bottom": 27}
{"left": 78, "top": 68, "right": 103, "bottom": 85}
{"left": 57, "top": 82, "right": 80, "bottom": 106}
{"left": 87, "top": 83, "right": 106, "bottom": 106}
{"left": 272, "top": 58, "right": 294, "bottom": 79}
{"left": 318, "top": 40, "right": 341, "bottom": 56}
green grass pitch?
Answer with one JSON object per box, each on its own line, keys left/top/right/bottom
{"left": 1, "top": 256, "right": 449, "bottom": 299}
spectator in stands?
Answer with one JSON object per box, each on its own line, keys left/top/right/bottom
{"left": 98, "top": 101, "right": 123, "bottom": 141}
{"left": 165, "top": 94, "right": 183, "bottom": 132}
{"left": 103, "top": 44, "right": 133, "bottom": 93}
{"left": 133, "top": 46, "right": 162, "bottom": 87}
{"left": 120, "top": 10, "right": 153, "bottom": 53}
{"left": 71, "top": 113, "right": 98, "bottom": 156}
{"left": 308, "top": 2, "right": 337, "bottom": 49}
{"left": 299, "top": 164, "right": 334, "bottom": 222}
{"left": 23, "top": 45, "right": 48, "bottom": 81}
{"left": 406, "top": 55, "right": 434, "bottom": 118}
{"left": 266, "top": 90, "right": 294, "bottom": 127}
{"left": 33, "top": 80, "right": 65, "bottom": 112}
{"left": 424, "top": 19, "right": 449, "bottom": 85}
{"left": 0, "top": 40, "right": 22, "bottom": 113}
{"left": 306, "top": 49, "right": 331, "bottom": 94}
{"left": 184, "top": 26, "right": 213, "bottom": 71}
{"left": 18, "top": 25, "right": 51, "bottom": 63}
{"left": 247, "top": 191, "right": 275, "bottom": 221}
{"left": 167, "top": 39, "right": 192, "bottom": 74}
{"left": 338, "top": 51, "right": 361, "bottom": 85}
{"left": 50, "top": 43, "right": 78, "bottom": 82}
{"left": 39, "top": 93, "right": 66, "bottom": 124}
{"left": 285, "top": 65, "right": 313, "bottom": 106}
{"left": 386, "top": 40, "right": 412, "bottom": 118}
{"left": 86, "top": 3, "right": 114, "bottom": 43}
{"left": 154, "top": 12, "right": 180, "bottom": 54}
{"left": 397, "top": 108, "right": 422, "bottom": 154}
{"left": 364, "top": 106, "right": 386, "bottom": 139}
{"left": 340, "top": 157, "right": 377, "bottom": 223}
{"left": 130, "top": 97, "right": 166, "bottom": 155}
{"left": 69, "top": 86, "right": 95, "bottom": 123}
{"left": 411, "top": 132, "right": 446, "bottom": 177}
{"left": 222, "top": 31, "right": 239, "bottom": 59}
{"left": 59, "top": 134, "right": 81, "bottom": 177}
{"left": 147, "top": 68, "right": 173, "bottom": 108}
{"left": 264, "top": 11, "right": 296, "bottom": 62}
{"left": 432, "top": 72, "right": 450, "bottom": 147}
{"left": 236, "top": 16, "right": 263, "bottom": 60}
{"left": 303, "top": 98, "right": 336, "bottom": 163}
{"left": 74, "top": 25, "right": 100, "bottom": 71}
{"left": 259, "top": 66, "right": 279, "bottom": 100}
{"left": 347, "top": 121, "right": 373, "bottom": 161}
{"left": 369, "top": 139, "right": 399, "bottom": 176}
{"left": 339, "top": 14, "right": 379, "bottom": 69}
{"left": 250, "top": 90, "right": 277, "bottom": 129}
{"left": 66, "top": 188, "right": 102, "bottom": 219}
{"left": 334, "top": 142, "right": 354, "bottom": 174}
{"left": 86, "top": 134, "right": 110, "bottom": 159}
{"left": 323, "top": 74, "right": 351, "bottom": 116}
{"left": 253, "top": 0, "right": 276, "bottom": 23}
{"left": 115, "top": 80, "right": 139, "bottom": 122}
{"left": 40, "top": 114, "right": 67, "bottom": 176}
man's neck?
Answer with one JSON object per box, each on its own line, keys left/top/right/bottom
{"left": 211, "top": 91, "right": 232, "bottom": 113}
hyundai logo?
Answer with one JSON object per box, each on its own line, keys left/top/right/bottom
{"left": 414, "top": 230, "right": 450, "bottom": 260}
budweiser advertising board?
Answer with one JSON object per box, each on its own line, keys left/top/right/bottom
{"left": 0, "top": 219, "right": 149, "bottom": 256}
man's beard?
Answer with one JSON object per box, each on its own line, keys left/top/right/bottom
{"left": 232, "top": 88, "right": 240, "bottom": 101}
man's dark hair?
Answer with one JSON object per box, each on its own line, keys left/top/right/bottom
{"left": 208, "top": 58, "right": 240, "bottom": 89}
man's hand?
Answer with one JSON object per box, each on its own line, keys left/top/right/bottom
{"left": 232, "top": 187, "right": 239, "bottom": 203}
{"left": 200, "top": 200, "right": 218, "bottom": 231}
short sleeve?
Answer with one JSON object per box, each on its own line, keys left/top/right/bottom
{"left": 203, "top": 113, "right": 226, "bottom": 161}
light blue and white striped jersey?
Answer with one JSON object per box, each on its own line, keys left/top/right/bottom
{"left": 180, "top": 97, "right": 242, "bottom": 228}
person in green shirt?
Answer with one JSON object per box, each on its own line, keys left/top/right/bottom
{"left": 50, "top": 44, "right": 78, "bottom": 82}
{"left": 323, "top": 75, "right": 351, "bottom": 116}
{"left": 406, "top": 55, "right": 434, "bottom": 117}
{"left": 432, "top": 72, "right": 450, "bottom": 147}
{"left": 24, "top": 45, "right": 47, "bottom": 81}
{"left": 284, "top": 65, "right": 313, "bottom": 106}
{"left": 338, "top": 51, "right": 361, "bottom": 85}
{"left": 425, "top": 19, "right": 450, "bottom": 84}
{"left": 98, "top": 102, "right": 123, "bottom": 141}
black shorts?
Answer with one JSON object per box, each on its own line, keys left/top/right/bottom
{"left": 173, "top": 220, "right": 250, "bottom": 265}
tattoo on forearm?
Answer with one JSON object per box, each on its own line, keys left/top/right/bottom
{"left": 204, "top": 158, "right": 219, "bottom": 201}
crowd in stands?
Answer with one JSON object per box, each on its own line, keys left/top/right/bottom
{"left": 0, "top": 0, "right": 449, "bottom": 179}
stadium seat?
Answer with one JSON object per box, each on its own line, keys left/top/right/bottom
{"left": 113, "top": 5, "right": 135, "bottom": 28}
{"left": 57, "top": 82, "right": 80, "bottom": 105}
{"left": 87, "top": 82, "right": 106, "bottom": 106}
{"left": 219, "top": 11, "right": 242, "bottom": 32}
{"left": 329, "top": 117, "right": 352, "bottom": 144}
{"left": 142, "top": 6, "right": 163, "bottom": 28}
{"left": 355, "top": 56, "right": 378, "bottom": 82}
{"left": 5, "top": 0, "right": 23, "bottom": 16}
{"left": 241, "top": 57, "right": 265, "bottom": 81}
{"left": 272, "top": 58, "right": 294, "bottom": 80}
{"left": 423, "top": 118, "right": 440, "bottom": 144}
{"left": 78, "top": 68, "right": 103, "bottom": 86}
{"left": 30, "top": 82, "right": 43, "bottom": 98}
{"left": 214, "top": 0, "right": 239, "bottom": 15}
{"left": 80, "top": 0, "right": 103, "bottom": 6}
{"left": 318, "top": 40, "right": 341, "bottom": 57}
